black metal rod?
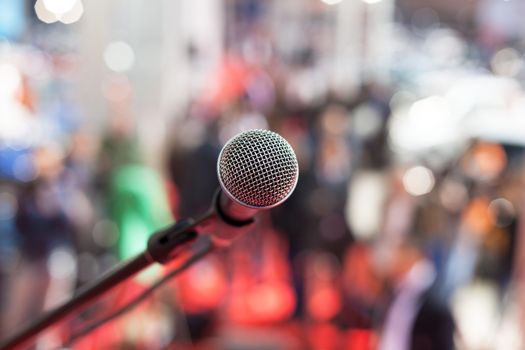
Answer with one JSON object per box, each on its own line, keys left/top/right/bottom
{"left": 64, "top": 235, "right": 214, "bottom": 347}
{"left": 0, "top": 190, "right": 224, "bottom": 349}
{"left": 0, "top": 216, "right": 207, "bottom": 350}
{"left": 0, "top": 252, "right": 152, "bottom": 350}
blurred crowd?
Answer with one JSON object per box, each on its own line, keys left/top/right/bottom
{"left": 2, "top": 0, "right": 525, "bottom": 349}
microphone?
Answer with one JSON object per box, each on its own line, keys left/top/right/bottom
{"left": 148, "top": 129, "right": 299, "bottom": 259}
{"left": 208, "top": 129, "right": 299, "bottom": 242}
{"left": 217, "top": 129, "right": 299, "bottom": 220}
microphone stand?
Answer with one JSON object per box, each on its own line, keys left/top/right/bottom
{"left": 0, "top": 189, "right": 252, "bottom": 350}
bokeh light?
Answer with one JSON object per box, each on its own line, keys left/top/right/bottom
{"left": 48, "top": 247, "right": 77, "bottom": 279}
{"left": 320, "top": 0, "right": 343, "bottom": 5}
{"left": 402, "top": 165, "right": 435, "bottom": 196}
{"left": 59, "top": 0, "right": 84, "bottom": 24}
{"left": 439, "top": 178, "right": 467, "bottom": 212}
{"left": 452, "top": 282, "right": 499, "bottom": 349}
{"left": 389, "top": 95, "right": 461, "bottom": 154}
{"left": 34, "top": 0, "right": 59, "bottom": 24}
{"left": 35, "top": 0, "right": 84, "bottom": 25}
{"left": 103, "top": 41, "right": 135, "bottom": 73}
{"left": 0, "top": 63, "right": 21, "bottom": 100}
{"left": 42, "top": 0, "right": 76, "bottom": 15}
{"left": 353, "top": 104, "right": 383, "bottom": 139}
{"left": 491, "top": 48, "right": 523, "bottom": 77}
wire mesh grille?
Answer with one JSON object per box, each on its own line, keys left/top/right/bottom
{"left": 218, "top": 129, "right": 299, "bottom": 208}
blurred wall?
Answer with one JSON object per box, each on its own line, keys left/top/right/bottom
{"left": 78, "top": 0, "right": 223, "bottom": 168}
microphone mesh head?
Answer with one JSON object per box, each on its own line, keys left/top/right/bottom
{"left": 218, "top": 129, "right": 299, "bottom": 208}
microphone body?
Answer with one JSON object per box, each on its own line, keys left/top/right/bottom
{"left": 218, "top": 190, "right": 258, "bottom": 222}
{"left": 191, "top": 189, "right": 257, "bottom": 246}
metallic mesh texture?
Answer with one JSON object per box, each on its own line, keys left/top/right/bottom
{"left": 218, "top": 129, "right": 299, "bottom": 208}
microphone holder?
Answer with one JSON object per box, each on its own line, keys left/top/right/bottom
{"left": 0, "top": 189, "right": 251, "bottom": 350}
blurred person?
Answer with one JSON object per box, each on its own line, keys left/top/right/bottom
{"left": 96, "top": 91, "right": 172, "bottom": 259}
{"left": 441, "top": 141, "right": 511, "bottom": 299}
{"left": 2, "top": 144, "right": 77, "bottom": 344}
{"left": 349, "top": 82, "right": 393, "bottom": 171}
{"left": 379, "top": 168, "right": 417, "bottom": 245}
{"left": 167, "top": 113, "right": 221, "bottom": 220}
{"left": 303, "top": 251, "right": 344, "bottom": 349}
{"left": 377, "top": 240, "right": 455, "bottom": 350}
{"left": 309, "top": 104, "right": 354, "bottom": 257}
{"left": 107, "top": 162, "right": 173, "bottom": 260}
{"left": 62, "top": 130, "right": 98, "bottom": 252}
{"left": 339, "top": 243, "right": 384, "bottom": 350}
{"left": 96, "top": 76, "right": 141, "bottom": 197}
{"left": 270, "top": 116, "right": 316, "bottom": 319}
{"left": 271, "top": 104, "right": 353, "bottom": 253}
{"left": 304, "top": 252, "right": 342, "bottom": 324}
{"left": 96, "top": 113, "right": 141, "bottom": 195}
{"left": 340, "top": 243, "right": 384, "bottom": 331}
{"left": 0, "top": 185, "right": 19, "bottom": 339}
{"left": 226, "top": 223, "right": 296, "bottom": 326}
{"left": 513, "top": 161, "right": 525, "bottom": 348}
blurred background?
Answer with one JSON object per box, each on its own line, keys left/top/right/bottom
{"left": 1, "top": 0, "right": 525, "bottom": 349}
